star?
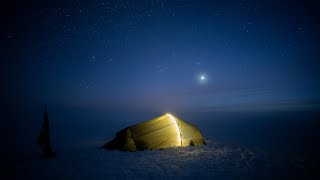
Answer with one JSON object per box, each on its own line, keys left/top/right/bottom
{"left": 198, "top": 74, "right": 207, "bottom": 84}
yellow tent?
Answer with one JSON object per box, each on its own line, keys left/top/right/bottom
{"left": 102, "top": 114, "right": 206, "bottom": 151}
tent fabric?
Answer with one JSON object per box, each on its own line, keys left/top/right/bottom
{"left": 102, "top": 114, "right": 205, "bottom": 151}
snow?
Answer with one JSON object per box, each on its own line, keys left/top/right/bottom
{"left": 5, "top": 139, "right": 272, "bottom": 180}
{"left": 2, "top": 107, "right": 319, "bottom": 179}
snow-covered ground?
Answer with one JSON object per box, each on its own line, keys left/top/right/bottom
{"left": 6, "top": 140, "right": 271, "bottom": 180}
{"left": 2, "top": 107, "right": 319, "bottom": 179}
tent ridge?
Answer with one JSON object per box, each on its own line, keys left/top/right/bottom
{"left": 166, "top": 114, "right": 182, "bottom": 145}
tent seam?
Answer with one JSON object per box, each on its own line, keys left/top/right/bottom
{"left": 128, "top": 127, "right": 137, "bottom": 150}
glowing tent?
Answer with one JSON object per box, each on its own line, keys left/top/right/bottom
{"left": 102, "top": 114, "right": 205, "bottom": 151}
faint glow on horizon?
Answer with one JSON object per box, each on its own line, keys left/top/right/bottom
{"left": 166, "top": 113, "right": 182, "bottom": 146}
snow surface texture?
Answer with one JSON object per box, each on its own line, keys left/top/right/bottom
{"left": 4, "top": 109, "right": 317, "bottom": 179}
{"left": 5, "top": 140, "right": 271, "bottom": 180}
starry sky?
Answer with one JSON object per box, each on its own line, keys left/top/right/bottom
{"left": 2, "top": 0, "right": 320, "bottom": 112}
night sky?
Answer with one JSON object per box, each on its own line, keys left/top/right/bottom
{"left": 2, "top": 0, "right": 320, "bottom": 112}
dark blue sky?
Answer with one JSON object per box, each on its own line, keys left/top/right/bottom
{"left": 2, "top": 0, "right": 320, "bottom": 111}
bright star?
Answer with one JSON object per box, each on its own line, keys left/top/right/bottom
{"left": 198, "top": 74, "right": 207, "bottom": 84}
